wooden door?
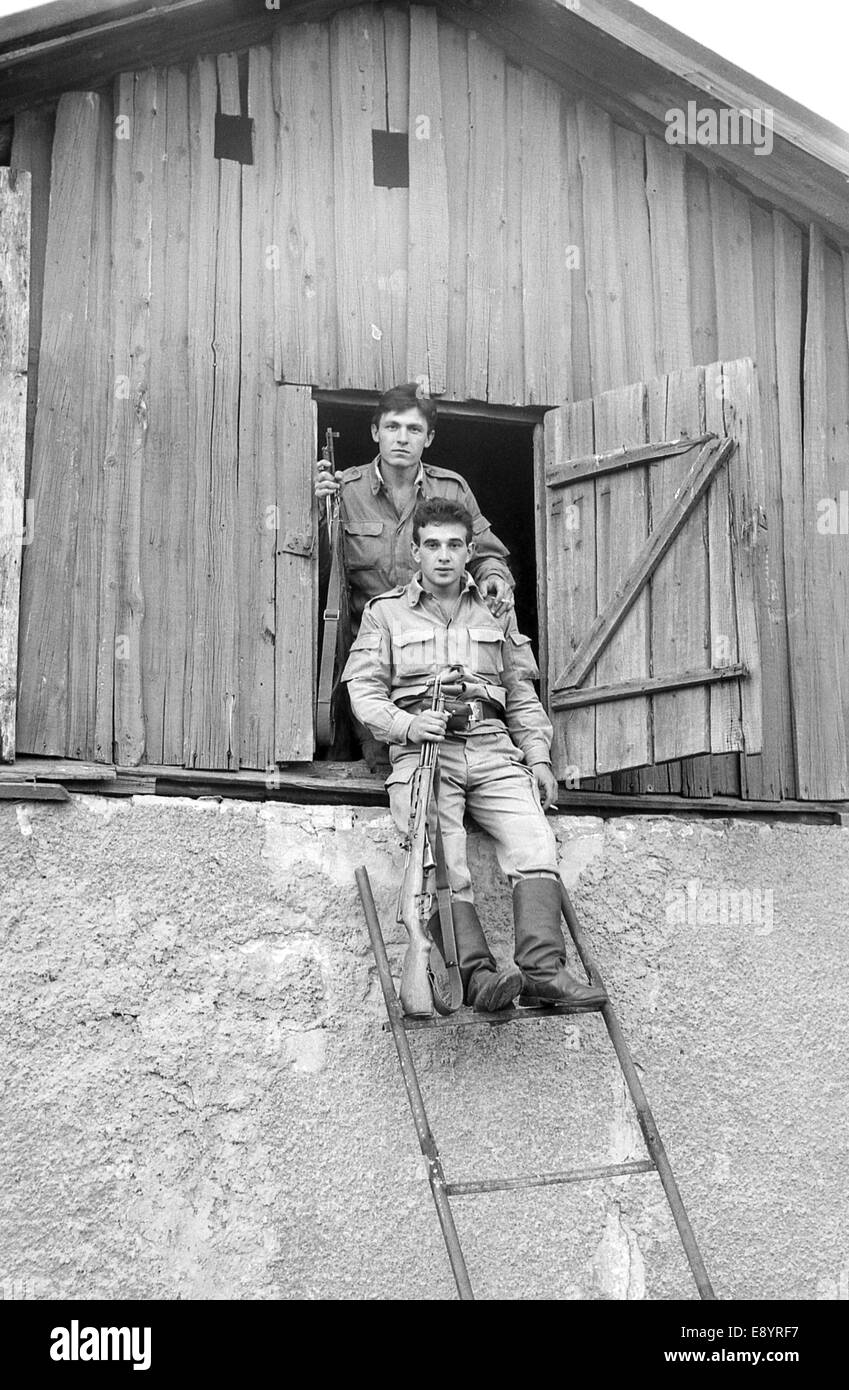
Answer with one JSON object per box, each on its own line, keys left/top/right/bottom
{"left": 540, "top": 359, "right": 764, "bottom": 781}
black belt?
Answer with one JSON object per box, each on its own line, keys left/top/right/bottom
{"left": 403, "top": 697, "right": 505, "bottom": 732}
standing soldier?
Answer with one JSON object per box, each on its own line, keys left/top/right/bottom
{"left": 342, "top": 496, "right": 607, "bottom": 1013}
{"left": 316, "top": 382, "right": 515, "bottom": 761}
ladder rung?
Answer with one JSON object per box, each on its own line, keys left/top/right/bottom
{"left": 399, "top": 1000, "right": 605, "bottom": 1030}
{"left": 445, "top": 1158, "right": 655, "bottom": 1196}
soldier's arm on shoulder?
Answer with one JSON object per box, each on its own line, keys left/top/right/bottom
{"left": 341, "top": 600, "right": 415, "bottom": 746}
{"left": 499, "top": 611, "right": 553, "bottom": 767}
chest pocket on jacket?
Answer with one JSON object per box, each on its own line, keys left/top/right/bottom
{"left": 343, "top": 520, "right": 384, "bottom": 572}
{"left": 466, "top": 626, "right": 504, "bottom": 676}
{"left": 394, "top": 627, "right": 437, "bottom": 675}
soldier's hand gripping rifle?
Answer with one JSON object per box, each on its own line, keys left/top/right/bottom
{"left": 396, "top": 670, "right": 464, "bottom": 1018}
{"left": 316, "top": 427, "right": 351, "bottom": 750}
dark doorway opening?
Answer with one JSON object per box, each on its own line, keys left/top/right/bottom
{"left": 315, "top": 399, "right": 540, "bottom": 653}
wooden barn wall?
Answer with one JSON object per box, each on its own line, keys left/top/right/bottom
{"left": 11, "top": 3, "right": 849, "bottom": 796}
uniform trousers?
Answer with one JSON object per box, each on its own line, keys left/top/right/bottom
{"left": 387, "top": 727, "right": 558, "bottom": 904}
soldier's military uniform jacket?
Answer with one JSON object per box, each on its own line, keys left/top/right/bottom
{"left": 320, "top": 458, "right": 514, "bottom": 625}
{"left": 342, "top": 571, "right": 553, "bottom": 768}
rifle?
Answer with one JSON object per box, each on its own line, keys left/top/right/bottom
{"left": 396, "top": 670, "right": 464, "bottom": 1018}
{"left": 316, "top": 427, "right": 350, "bottom": 750}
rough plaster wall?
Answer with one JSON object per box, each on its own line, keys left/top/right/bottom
{"left": 0, "top": 795, "right": 847, "bottom": 1301}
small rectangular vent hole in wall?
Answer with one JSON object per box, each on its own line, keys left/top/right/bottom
{"left": 215, "top": 113, "right": 254, "bottom": 164}
{"left": 372, "top": 129, "right": 409, "bottom": 188}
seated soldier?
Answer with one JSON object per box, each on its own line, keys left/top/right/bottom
{"left": 342, "top": 497, "right": 607, "bottom": 1013}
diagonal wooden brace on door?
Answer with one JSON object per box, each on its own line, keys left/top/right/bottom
{"left": 552, "top": 433, "right": 736, "bottom": 694}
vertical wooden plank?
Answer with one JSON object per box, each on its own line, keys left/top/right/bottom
{"left": 239, "top": 45, "right": 279, "bottom": 771}
{"left": 593, "top": 382, "right": 651, "bottom": 774}
{"left": 545, "top": 399, "right": 596, "bottom": 780}
{"left": 562, "top": 101, "right": 590, "bottom": 403}
{"left": 407, "top": 4, "right": 448, "bottom": 393}
{"left": 710, "top": 173, "right": 778, "bottom": 799}
{"left": 183, "top": 55, "right": 219, "bottom": 767}
{"left": 330, "top": 6, "right": 381, "bottom": 389}
{"left": 686, "top": 159, "right": 717, "bottom": 368}
{"left": 522, "top": 69, "right": 569, "bottom": 405}
{"left": 823, "top": 241, "right": 849, "bottom": 784}
{"left": 108, "top": 69, "right": 156, "bottom": 768}
{"left": 575, "top": 101, "right": 627, "bottom": 395}
{"left": 0, "top": 168, "right": 30, "bottom": 762}
{"left": 154, "top": 65, "right": 190, "bottom": 765}
{"left": 466, "top": 30, "right": 505, "bottom": 402}
{"left": 750, "top": 202, "right": 796, "bottom": 797}
{"left": 438, "top": 16, "right": 469, "bottom": 400}
{"left": 275, "top": 384, "right": 315, "bottom": 761}
{"left": 647, "top": 367, "right": 710, "bottom": 765}
{"left": 773, "top": 212, "right": 805, "bottom": 797}
{"left": 496, "top": 61, "right": 523, "bottom": 406}
{"left": 10, "top": 109, "right": 53, "bottom": 497}
{"left": 273, "top": 23, "right": 337, "bottom": 387}
{"left": 380, "top": 4, "right": 409, "bottom": 385}
{"left": 709, "top": 357, "right": 764, "bottom": 762}
{"left": 704, "top": 360, "right": 746, "bottom": 757}
{"left": 798, "top": 224, "right": 847, "bottom": 794}
{"left": 18, "top": 93, "right": 101, "bottom": 757}
{"left": 645, "top": 137, "right": 692, "bottom": 374}
{"left": 68, "top": 98, "right": 111, "bottom": 762}
{"left": 613, "top": 125, "right": 656, "bottom": 382}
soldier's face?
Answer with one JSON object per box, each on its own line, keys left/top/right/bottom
{"left": 371, "top": 407, "right": 435, "bottom": 469}
{"left": 411, "top": 523, "right": 474, "bottom": 594}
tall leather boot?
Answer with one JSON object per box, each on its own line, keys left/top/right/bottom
{"left": 512, "top": 877, "right": 607, "bottom": 1007}
{"left": 428, "top": 903, "right": 522, "bottom": 1013}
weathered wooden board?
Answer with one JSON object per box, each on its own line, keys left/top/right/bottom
{"left": 0, "top": 168, "right": 30, "bottom": 763}
{"left": 239, "top": 45, "right": 280, "bottom": 771}
{"left": 273, "top": 23, "right": 338, "bottom": 387}
{"left": 798, "top": 225, "right": 847, "bottom": 795}
{"left": 613, "top": 125, "right": 656, "bottom": 384}
{"left": 522, "top": 68, "right": 568, "bottom": 405}
{"left": 645, "top": 137, "right": 692, "bottom": 375}
{"left": 407, "top": 4, "right": 449, "bottom": 394}
{"left": 376, "top": 3, "right": 409, "bottom": 385}
{"left": 274, "top": 385, "right": 315, "bottom": 761}
{"left": 575, "top": 101, "right": 627, "bottom": 395}
{"left": 498, "top": 60, "right": 523, "bottom": 406}
{"left": 561, "top": 100, "right": 590, "bottom": 403}
{"left": 647, "top": 369, "right": 708, "bottom": 765}
{"left": 330, "top": 6, "right": 381, "bottom": 389}
{"left": 686, "top": 158, "right": 717, "bottom": 369}
{"left": 750, "top": 202, "right": 795, "bottom": 797}
{"left": 593, "top": 381, "right": 650, "bottom": 773}
{"left": 772, "top": 212, "right": 805, "bottom": 796}
{"left": 465, "top": 30, "right": 506, "bottom": 402}
{"left": 157, "top": 65, "right": 191, "bottom": 765}
{"left": 18, "top": 92, "right": 102, "bottom": 758}
{"left": 545, "top": 398, "right": 596, "bottom": 780}
{"left": 437, "top": 15, "right": 469, "bottom": 400}
{"left": 183, "top": 55, "right": 220, "bottom": 767}
{"left": 68, "top": 98, "right": 111, "bottom": 763}
{"left": 110, "top": 68, "right": 154, "bottom": 769}
{"left": 9, "top": 109, "right": 52, "bottom": 495}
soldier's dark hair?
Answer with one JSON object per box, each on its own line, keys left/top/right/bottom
{"left": 412, "top": 497, "right": 474, "bottom": 545}
{"left": 372, "top": 382, "right": 438, "bottom": 431}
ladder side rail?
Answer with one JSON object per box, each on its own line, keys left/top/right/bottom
{"left": 355, "top": 866, "right": 475, "bottom": 1301}
{"left": 559, "top": 882, "right": 717, "bottom": 1301}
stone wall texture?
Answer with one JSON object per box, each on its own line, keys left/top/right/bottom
{"left": 1, "top": 793, "right": 847, "bottom": 1301}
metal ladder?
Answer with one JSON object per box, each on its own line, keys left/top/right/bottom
{"left": 355, "top": 865, "right": 716, "bottom": 1301}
